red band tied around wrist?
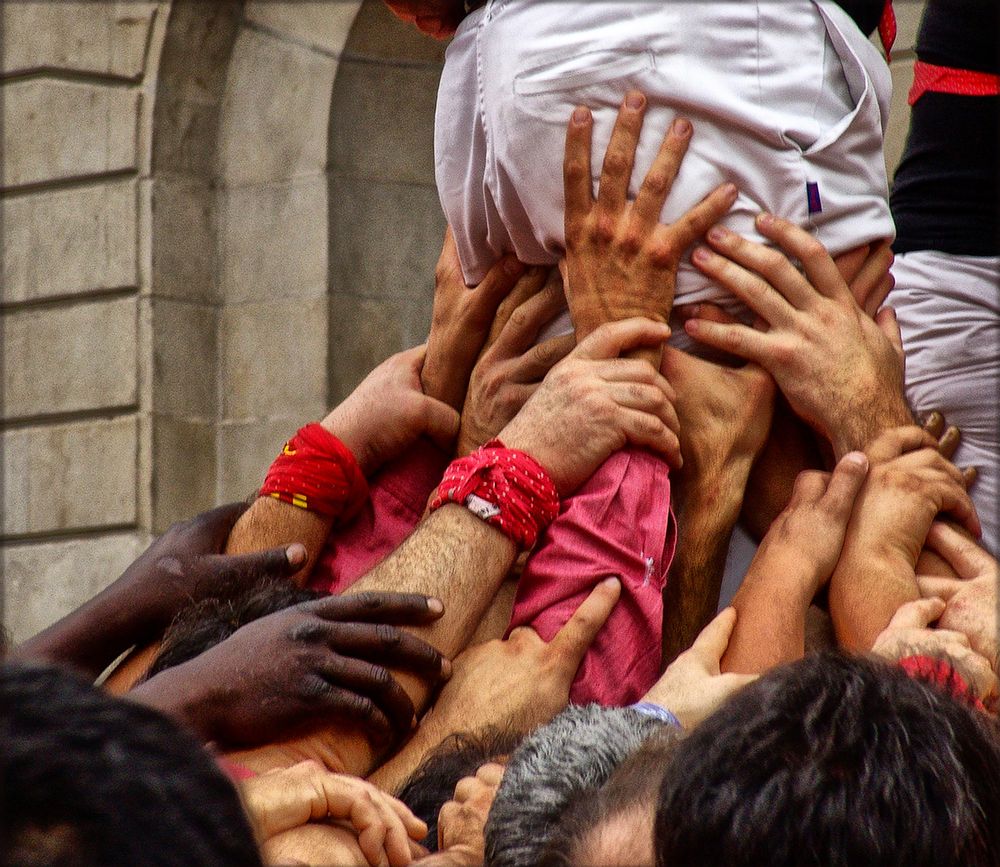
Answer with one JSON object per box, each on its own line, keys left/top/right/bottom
{"left": 429, "top": 439, "right": 559, "bottom": 550}
{"left": 898, "top": 654, "right": 987, "bottom": 713}
{"left": 260, "top": 423, "right": 368, "bottom": 521}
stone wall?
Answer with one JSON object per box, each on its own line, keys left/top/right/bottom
{"left": 1, "top": 0, "right": 925, "bottom": 643}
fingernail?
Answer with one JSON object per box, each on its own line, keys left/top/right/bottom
{"left": 672, "top": 117, "right": 691, "bottom": 137}
{"left": 722, "top": 183, "right": 738, "bottom": 200}
{"left": 757, "top": 212, "right": 775, "bottom": 229}
{"left": 927, "top": 411, "right": 943, "bottom": 425}
{"left": 707, "top": 225, "right": 729, "bottom": 244}
{"left": 625, "top": 91, "right": 645, "bottom": 110}
{"left": 572, "top": 106, "right": 590, "bottom": 125}
{"left": 692, "top": 246, "right": 712, "bottom": 264}
{"left": 441, "top": 657, "right": 453, "bottom": 678}
{"left": 410, "top": 715, "right": 419, "bottom": 730}
{"left": 843, "top": 451, "right": 868, "bottom": 470}
{"left": 602, "top": 576, "right": 621, "bottom": 589}
{"left": 427, "top": 597, "right": 444, "bottom": 615}
{"left": 286, "top": 543, "right": 307, "bottom": 566}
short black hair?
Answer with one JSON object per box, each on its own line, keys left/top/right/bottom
{"left": 397, "top": 726, "right": 526, "bottom": 851}
{"left": 147, "top": 577, "right": 321, "bottom": 677}
{"left": 0, "top": 662, "right": 263, "bottom": 867}
{"left": 654, "top": 652, "right": 1000, "bottom": 867}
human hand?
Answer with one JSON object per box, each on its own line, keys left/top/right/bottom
{"left": 115, "top": 502, "right": 307, "bottom": 635}
{"left": 244, "top": 760, "right": 426, "bottom": 867}
{"left": 458, "top": 268, "right": 575, "bottom": 455}
{"left": 871, "top": 597, "right": 998, "bottom": 704}
{"left": 917, "top": 522, "right": 999, "bottom": 669}
{"left": 642, "top": 608, "right": 756, "bottom": 729}
{"left": 322, "top": 345, "right": 460, "bottom": 475}
{"left": 685, "top": 214, "right": 910, "bottom": 457}
{"left": 419, "top": 578, "right": 620, "bottom": 738}
{"left": 422, "top": 228, "right": 528, "bottom": 411}
{"left": 833, "top": 239, "right": 895, "bottom": 318}
{"left": 660, "top": 344, "right": 774, "bottom": 494}
{"left": 499, "top": 317, "right": 680, "bottom": 494}
{"left": 132, "top": 593, "right": 451, "bottom": 748}
{"left": 382, "top": 0, "right": 464, "bottom": 38}
{"left": 435, "top": 762, "right": 505, "bottom": 861}
{"left": 563, "top": 92, "right": 738, "bottom": 363}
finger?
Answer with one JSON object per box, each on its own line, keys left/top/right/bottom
{"left": 929, "top": 628, "right": 972, "bottom": 649}
{"left": 371, "top": 795, "right": 415, "bottom": 867}
{"left": 487, "top": 266, "right": 555, "bottom": 348}
{"left": 688, "top": 606, "right": 738, "bottom": 672}
{"left": 916, "top": 574, "right": 965, "bottom": 602}
{"left": 573, "top": 317, "right": 671, "bottom": 361}
{"left": 316, "top": 657, "right": 417, "bottom": 736}
{"left": 937, "top": 425, "right": 961, "bottom": 461}
{"left": 959, "top": 652, "right": 1000, "bottom": 704}
{"left": 511, "top": 333, "right": 576, "bottom": 383}
{"left": 848, "top": 240, "right": 894, "bottom": 317}
{"left": 673, "top": 301, "right": 740, "bottom": 326}
{"left": 319, "top": 622, "right": 450, "bottom": 681}
{"left": 418, "top": 396, "right": 462, "bottom": 452}
{"left": 564, "top": 105, "right": 595, "bottom": 229}
{"left": 922, "top": 411, "right": 945, "bottom": 439}
{"left": 493, "top": 278, "right": 569, "bottom": 359}
{"left": 832, "top": 243, "right": 869, "bottom": 286}
{"left": 354, "top": 799, "right": 391, "bottom": 867}
{"left": 199, "top": 544, "right": 306, "bottom": 587}
{"left": 607, "top": 381, "right": 680, "bottom": 436}
{"left": 550, "top": 577, "right": 621, "bottom": 666}
{"left": 691, "top": 241, "right": 797, "bottom": 325}
{"left": 886, "top": 597, "right": 947, "bottom": 630}
{"left": 820, "top": 451, "right": 870, "bottom": 518}
{"left": 619, "top": 406, "right": 683, "bottom": 468}
{"left": 301, "top": 678, "right": 394, "bottom": 742}
{"left": 683, "top": 317, "right": 769, "bottom": 365}
{"left": 653, "top": 183, "right": 738, "bottom": 260}
{"left": 875, "top": 305, "right": 904, "bottom": 363}
{"left": 755, "top": 213, "right": 851, "bottom": 303}
{"left": 963, "top": 466, "right": 978, "bottom": 489}
{"left": 453, "top": 774, "right": 485, "bottom": 803}
{"left": 312, "top": 592, "right": 445, "bottom": 626}
{"left": 597, "top": 91, "right": 647, "bottom": 213}
{"left": 193, "top": 501, "right": 252, "bottom": 549}
{"left": 935, "top": 478, "right": 982, "bottom": 539}
{"left": 475, "top": 762, "right": 506, "bottom": 787}
{"left": 865, "top": 425, "right": 938, "bottom": 463}
{"left": 475, "top": 254, "right": 529, "bottom": 319}
{"left": 631, "top": 116, "right": 692, "bottom": 226}
{"left": 924, "top": 521, "right": 995, "bottom": 579}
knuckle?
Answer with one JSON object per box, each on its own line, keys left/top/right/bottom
{"left": 593, "top": 214, "right": 616, "bottom": 244}
{"left": 643, "top": 170, "right": 669, "bottom": 198}
{"left": 603, "top": 150, "right": 629, "bottom": 177}
{"left": 375, "top": 623, "right": 402, "bottom": 647}
{"left": 619, "top": 227, "right": 643, "bottom": 255}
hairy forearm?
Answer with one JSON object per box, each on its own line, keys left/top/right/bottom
{"left": 225, "top": 497, "right": 331, "bottom": 586}
{"left": 829, "top": 551, "right": 919, "bottom": 652}
{"left": 662, "top": 468, "right": 747, "bottom": 665}
{"left": 830, "top": 391, "right": 913, "bottom": 460}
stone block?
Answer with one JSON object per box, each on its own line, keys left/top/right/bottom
{"left": 219, "top": 178, "right": 328, "bottom": 303}
{"left": 4, "top": 297, "right": 138, "bottom": 419}
{"left": 2, "top": 79, "right": 139, "bottom": 189}
{"left": 217, "top": 27, "right": 337, "bottom": 186}
{"left": 328, "top": 175, "right": 444, "bottom": 302}
{"left": 342, "top": 0, "right": 448, "bottom": 65}
{"left": 329, "top": 58, "right": 441, "bottom": 186}
{"left": 219, "top": 297, "right": 327, "bottom": 421}
{"left": 885, "top": 57, "right": 915, "bottom": 179}
{"left": 217, "top": 418, "right": 301, "bottom": 503}
{"left": 1, "top": 180, "right": 137, "bottom": 305}
{"left": 327, "top": 294, "right": 432, "bottom": 403}
{"left": 2, "top": 532, "right": 148, "bottom": 644}
{"left": 148, "top": 298, "right": 217, "bottom": 419}
{"left": 2, "top": 416, "right": 138, "bottom": 537}
{"left": 151, "top": 416, "right": 216, "bottom": 534}
{"left": 150, "top": 177, "right": 216, "bottom": 302}
{"left": 1, "top": 2, "right": 157, "bottom": 79}
{"left": 245, "top": 1, "right": 361, "bottom": 56}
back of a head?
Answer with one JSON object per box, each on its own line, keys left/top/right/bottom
{"left": 0, "top": 663, "right": 263, "bottom": 867}
{"left": 654, "top": 652, "right": 1000, "bottom": 867}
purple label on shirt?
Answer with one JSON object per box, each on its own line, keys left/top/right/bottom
{"left": 806, "top": 181, "right": 822, "bottom": 214}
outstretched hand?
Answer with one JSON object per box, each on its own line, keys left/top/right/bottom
{"left": 563, "top": 91, "right": 737, "bottom": 364}
{"left": 685, "top": 214, "right": 909, "bottom": 456}
{"left": 131, "top": 592, "right": 451, "bottom": 749}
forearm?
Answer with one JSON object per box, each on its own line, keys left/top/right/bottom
{"left": 662, "top": 467, "right": 747, "bottom": 665}
{"left": 829, "top": 551, "right": 919, "bottom": 652}
{"left": 225, "top": 496, "right": 332, "bottom": 586}
{"left": 829, "top": 390, "right": 913, "bottom": 460}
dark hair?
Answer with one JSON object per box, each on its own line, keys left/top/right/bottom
{"left": 0, "top": 662, "right": 263, "bottom": 867}
{"left": 397, "top": 726, "right": 526, "bottom": 851}
{"left": 654, "top": 652, "right": 1000, "bottom": 867}
{"left": 539, "top": 725, "right": 680, "bottom": 867}
{"left": 147, "top": 577, "right": 321, "bottom": 677}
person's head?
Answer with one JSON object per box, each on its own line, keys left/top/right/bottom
{"left": 485, "top": 704, "right": 669, "bottom": 867}
{"left": 0, "top": 662, "right": 262, "bottom": 867}
{"left": 397, "top": 727, "right": 525, "bottom": 851}
{"left": 146, "top": 577, "right": 322, "bottom": 678}
{"left": 654, "top": 652, "right": 1000, "bottom": 867}
{"left": 539, "top": 726, "right": 680, "bottom": 867}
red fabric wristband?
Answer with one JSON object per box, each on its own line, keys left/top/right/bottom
{"left": 260, "top": 423, "right": 369, "bottom": 522}
{"left": 429, "top": 439, "right": 559, "bottom": 550}
{"left": 898, "top": 654, "right": 987, "bottom": 713}
{"left": 909, "top": 60, "right": 1000, "bottom": 106}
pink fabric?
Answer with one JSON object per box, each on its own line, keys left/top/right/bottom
{"left": 309, "top": 438, "right": 450, "bottom": 594}
{"left": 508, "top": 447, "right": 676, "bottom": 706}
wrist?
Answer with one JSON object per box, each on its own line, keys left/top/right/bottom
{"left": 830, "top": 395, "right": 912, "bottom": 458}
{"left": 129, "top": 666, "right": 218, "bottom": 742}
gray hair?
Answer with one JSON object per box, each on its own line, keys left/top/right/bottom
{"left": 484, "top": 704, "right": 664, "bottom": 867}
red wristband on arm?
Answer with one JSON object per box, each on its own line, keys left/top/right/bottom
{"left": 429, "top": 439, "right": 559, "bottom": 550}
{"left": 898, "top": 654, "right": 987, "bottom": 713}
{"left": 260, "top": 423, "right": 369, "bottom": 522}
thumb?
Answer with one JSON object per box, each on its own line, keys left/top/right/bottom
{"left": 201, "top": 542, "right": 306, "bottom": 587}
{"left": 574, "top": 318, "right": 671, "bottom": 361}
{"left": 916, "top": 575, "right": 964, "bottom": 604}
{"left": 886, "top": 596, "right": 946, "bottom": 631}
{"left": 875, "top": 305, "right": 904, "bottom": 361}
{"left": 420, "top": 396, "right": 461, "bottom": 450}
{"left": 549, "top": 577, "right": 621, "bottom": 667}
{"left": 687, "top": 606, "right": 738, "bottom": 671}
{"left": 821, "top": 451, "right": 869, "bottom": 518}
